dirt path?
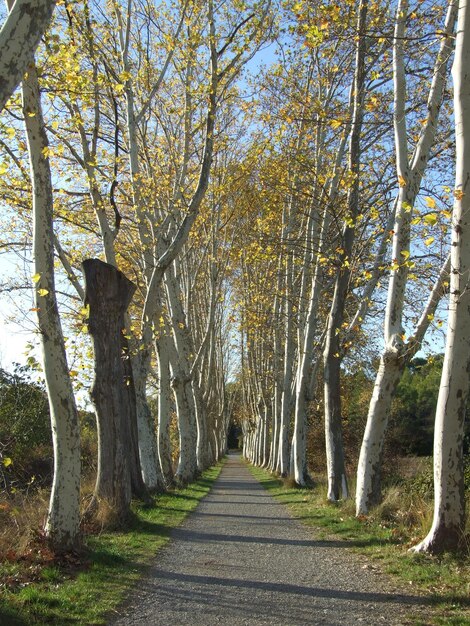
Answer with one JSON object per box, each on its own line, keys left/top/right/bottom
{"left": 109, "top": 453, "right": 430, "bottom": 625}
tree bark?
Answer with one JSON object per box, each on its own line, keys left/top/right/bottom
{"left": 155, "top": 331, "right": 175, "bottom": 486}
{"left": 82, "top": 258, "right": 136, "bottom": 521}
{"left": 121, "top": 336, "right": 150, "bottom": 499}
{"left": 1, "top": 0, "right": 57, "bottom": 111}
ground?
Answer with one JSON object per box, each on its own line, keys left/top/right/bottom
{"left": 110, "top": 453, "right": 433, "bottom": 626}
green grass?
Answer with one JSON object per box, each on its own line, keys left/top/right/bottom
{"left": 247, "top": 464, "right": 470, "bottom": 626}
{"left": 0, "top": 463, "right": 224, "bottom": 626}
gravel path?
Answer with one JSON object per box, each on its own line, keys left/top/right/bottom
{"left": 109, "top": 453, "right": 431, "bottom": 625}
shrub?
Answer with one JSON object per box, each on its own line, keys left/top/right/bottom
{"left": 0, "top": 364, "right": 52, "bottom": 491}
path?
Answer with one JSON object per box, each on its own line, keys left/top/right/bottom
{"left": 110, "top": 453, "right": 429, "bottom": 625}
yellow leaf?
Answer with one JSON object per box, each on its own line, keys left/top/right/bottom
{"left": 398, "top": 175, "right": 407, "bottom": 187}
{"left": 32, "top": 273, "right": 41, "bottom": 283}
{"left": 424, "top": 213, "right": 437, "bottom": 226}
{"left": 425, "top": 196, "right": 436, "bottom": 209}
{"left": 69, "top": 370, "right": 78, "bottom": 378}
{"left": 2, "top": 457, "right": 12, "bottom": 467}
{"left": 442, "top": 209, "right": 452, "bottom": 219}
{"left": 5, "top": 127, "right": 15, "bottom": 139}
{"left": 400, "top": 250, "right": 410, "bottom": 260}
{"left": 330, "top": 119, "right": 342, "bottom": 129}
{"left": 37, "top": 288, "right": 49, "bottom": 296}
{"left": 427, "top": 313, "right": 434, "bottom": 321}
{"left": 0, "top": 163, "right": 8, "bottom": 175}
{"left": 454, "top": 189, "right": 465, "bottom": 200}
{"left": 424, "top": 237, "right": 435, "bottom": 246}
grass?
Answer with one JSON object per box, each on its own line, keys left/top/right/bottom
{"left": 0, "top": 462, "right": 224, "bottom": 626}
{"left": 247, "top": 464, "right": 470, "bottom": 626}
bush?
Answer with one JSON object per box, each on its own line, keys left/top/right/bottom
{"left": 0, "top": 365, "right": 52, "bottom": 491}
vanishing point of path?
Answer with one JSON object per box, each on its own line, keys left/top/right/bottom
{"left": 110, "top": 453, "right": 430, "bottom": 625}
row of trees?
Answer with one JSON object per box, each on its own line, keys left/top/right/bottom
{"left": 0, "top": 0, "right": 272, "bottom": 550}
{"left": 237, "top": 0, "right": 468, "bottom": 553}
{"left": 0, "top": 0, "right": 468, "bottom": 556}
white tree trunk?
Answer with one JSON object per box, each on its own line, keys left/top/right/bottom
{"left": 355, "top": 0, "right": 457, "bottom": 515}
{"left": 413, "top": 0, "right": 469, "bottom": 553}
{"left": 22, "top": 62, "right": 81, "bottom": 552}
{"left": 133, "top": 351, "right": 165, "bottom": 491}
{"left": 1, "top": 0, "right": 57, "bottom": 111}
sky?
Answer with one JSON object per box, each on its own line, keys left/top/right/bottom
{"left": 0, "top": 248, "right": 37, "bottom": 371}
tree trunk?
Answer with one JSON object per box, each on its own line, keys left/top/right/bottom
{"left": 133, "top": 348, "right": 166, "bottom": 492}
{"left": 413, "top": 0, "right": 468, "bottom": 553}
{"left": 121, "top": 337, "right": 150, "bottom": 499}
{"left": 1, "top": 0, "right": 58, "bottom": 111}
{"left": 322, "top": 0, "right": 369, "bottom": 501}
{"left": 23, "top": 61, "right": 81, "bottom": 553}
{"left": 82, "top": 258, "right": 136, "bottom": 521}
{"left": 355, "top": 0, "right": 457, "bottom": 515}
{"left": 323, "top": 333, "right": 348, "bottom": 500}
{"left": 356, "top": 353, "right": 404, "bottom": 512}
{"left": 165, "top": 266, "right": 204, "bottom": 477}
{"left": 167, "top": 330, "right": 198, "bottom": 485}
{"left": 277, "top": 302, "right": 295, "bottom": 476}
{"left": 156, "top": 332, "right": 175, "bottom": 486}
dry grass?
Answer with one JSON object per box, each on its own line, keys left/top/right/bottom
{"left": 0, "top": 489, "right": 49, "bottom": 561}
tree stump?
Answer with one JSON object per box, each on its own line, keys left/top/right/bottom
{"left": 82, "top": 258, "right": 139, "bottom": 523}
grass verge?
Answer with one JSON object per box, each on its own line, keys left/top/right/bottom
{"left": 0, "top": 462, "right": 224, "bottom": 626}
{"left": 247, "top": 464, "right": 470, "bottom": 626}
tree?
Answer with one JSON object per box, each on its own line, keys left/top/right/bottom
{"left": 82, "top": 258, "right": 138, "bottom": 522}
{"left": 22, "top": 60, "right": 81, "bottom": 552}
{"left": 0, "top": 365, "right": 51, "bottom": 490}
{"left": 355, "top": 0, "right": 457, "bottom": 515}
{"left": 322, "top": 0, "right": 369, "bottom": 501}
{"left": 0, "top": 0, "right": 58, "bottom": 111}
{"left": 413, "top": 0, "right": 470, "bottom": 553}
